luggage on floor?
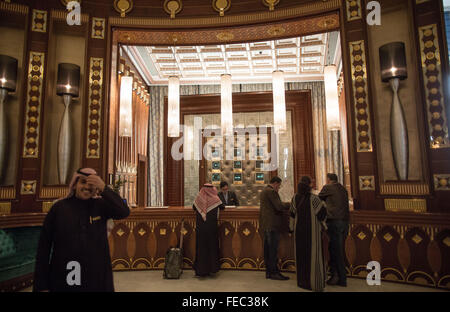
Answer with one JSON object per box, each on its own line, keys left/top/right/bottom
{"left": 163, "top": 218, "right": 185, "bottom": 279}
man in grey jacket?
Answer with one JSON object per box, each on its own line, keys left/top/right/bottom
{"left": 319, "top": 173, "right": 350, "bottom": 287}
{"left": 259, "top": 176, "right": 290, "bottom": 280}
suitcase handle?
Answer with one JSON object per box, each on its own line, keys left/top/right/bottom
{"left": 179, "top": 218, "right": 185, "bottom": 249}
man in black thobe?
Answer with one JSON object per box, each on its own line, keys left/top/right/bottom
{"left": 33, "top": 168, "right": 130, "bottom": 292}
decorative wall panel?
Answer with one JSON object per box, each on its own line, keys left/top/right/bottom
{"left": 31, "top": 9, "right": 47, "bottom": 33}
{"left": 346, "top": 0, "right": 362, "bottom": 21}
{"left": 0, "top": 202, "right": 11, "bottom": 215}
{"left": 418, "top": 24, "right": 449, "bottom": 148}
{"left": 23, "top": 52, "right": 45, "bottom": 158}
{"left": 86, "top": 57, "right": 103, "bottom": 158}
{"left": 20, "top": 180, "right": 36, "bottom": 195}
{"left": 0, "top": 187, "right": 15, "bottom": 200}
{"left": 434, "top": 174, "right": 450, "bottom": 191}
{"left": 359, "top": 176, "right": 375, "bottom": 191}
{"left": 349, "top": 41, "right": 373, "bottom": 152}
{"left": 91, "top": 17, "right": 105, "bottom": 39}
{"left": 384, "top": 199, "right": 427, "bottom": 213}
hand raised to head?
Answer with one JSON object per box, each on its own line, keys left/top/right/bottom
{"left": 86, "top": 174, "right": 106, "bottom": 192}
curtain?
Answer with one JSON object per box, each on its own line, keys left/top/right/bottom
{"left": 147, "top": 81, "right": 337, "bottom": 206}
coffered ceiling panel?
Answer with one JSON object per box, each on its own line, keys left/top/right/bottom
{"left": 125, "top": 32, "right": 335, "bottom": 85}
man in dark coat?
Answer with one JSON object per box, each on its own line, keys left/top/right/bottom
{"left": 259, "top": 176, "right": 290, "bottom": 280}
{"left": 318, "top": 173, "right": 350, "bottom": 287}
{"left": 33, "top": 168, "right": 130, "bottom": 292}
{"left": 218, "top": 181, "right": 240, "bottom": 206}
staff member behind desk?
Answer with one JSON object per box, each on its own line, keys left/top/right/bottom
{"left": 218, "top": 181, "right": 240, "bottom": 206}
{"left": 259, "top": 176, "right": 290, "bottom": 281}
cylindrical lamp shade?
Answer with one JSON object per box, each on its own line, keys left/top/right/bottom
{"left": 272, "top": 70, "right": 286, "bottom": 133}
{"left": 168, "top": 76, "right": 180, "bottom": 137}
{"left": 379, "top": 42, "right": 407, "bottom": 82}
{"left": 56, "top": 63, "right": 80, "bottom": 97}
{"left": 119, "top": 76, "right": 133, "bottom": 137}
{"left": 324, "top": 65, "right": 341, "bottom": 130}
{"left": 221, "top": 74, "right": 233, "bottom": 137}
{"left": 0, "top": 55, "right": 18, "bottom": 92}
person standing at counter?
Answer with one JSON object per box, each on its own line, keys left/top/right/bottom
{"left": 33, "top": 168, "right": 130, "bottom": 292}
{"left": 289, "top": 176, "right": 327, "bottom": 291}
{"left": 259, "top": 176, "right": 290, "bottom": 280}
{"left": 218, "top": 181, "right": 240, "bottom": 206}
{"left": 192, "top": 184, "right": 225, "bottom": 277}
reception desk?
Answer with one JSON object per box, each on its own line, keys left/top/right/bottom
{"left": 108, "top": 206, "right": 450, "bottom": 290}
{"left": 1, "top": 206, "right": 449, "bottom": 290}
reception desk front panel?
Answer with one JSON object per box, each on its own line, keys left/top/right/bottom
{"left": 108, "top": 207, "right": 450, "bottom": 290}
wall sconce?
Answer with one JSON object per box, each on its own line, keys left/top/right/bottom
{"left": 272, "top": 70, "right": 286, "bottom": 134}
{"left": 324, "top": 65, "right": 341, "bottom": 130}
{"left": 56, "top": 63, "right": 80, "bottom": 184}
{"left": 168, "top": 76, "right": 180, "bottom": 137}
{"left": 119, "top": 76, "right": 133, "bottom": 137}
{"left": 379, "top": 42, "right": 408, "bottom": 180}
{"left": 221, "top": 74, "right": 233, "bottom": 137}
{"left": 0, "top": 55, "right": 18, "bottom": 184}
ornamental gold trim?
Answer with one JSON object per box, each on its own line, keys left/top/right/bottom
{"left": 380, "top": 183, "right": 430, "bottom": 195}
{"left": 346, "top": 0, "right": 362, "bottom": 21}
{"left": 23, "top": 52, "right": 45, "bottom": 158}
{"left": 115, "top": 13, "right": 340, "bottom": 46}
{"left": 0, "top": 202, "right": 11, "bottom": 215}
{"left": 418, "top": 24, "right": 449, "bottom": 148}
{"left": 434, "top": 174, "right": 450, "bottom": 191}
{"left": 350, "top": 40, "right": 373, "bottom": 152}
{"left": 114, "top": 0, "right": 133, "bottom": 18}
{"left": 51, "top": 9, "right": 89, "bottom": 23}
{"left": 42, "top": 201, "right": 54, "bottom": 213}
{"left": 91, "top": 17, "right": 106, "bottom": 39}
{"left": 164, "top": 0, "right": 183, "bottom": 19}
{"left": 108, "top": 0, "right": 340, "bottom": 27}
{"left": 0, "top": 1, "right": 29, "bottom": 14}
{"left": 384, "top": 198, "right": 427, "bottom": 213}
{"left": 87, "top": 57, "right": 103, "bottom": 159}
{"left": 359, "top": 176, "right": 375, "bottom": 191}
{"left": 0, "top": 187, "right": 16, "bottom": 199}
{"left": 20, "top": 180, "right": 37, "bottom": 195}
{"left": 31, "top": 9, "right": 47, "bottom": 33}
{"left": 39, "top": 186, "right": 68, "bottom": 199}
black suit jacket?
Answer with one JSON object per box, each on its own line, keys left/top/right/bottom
{"left": 218, "top": 191, "right": 240, "bottom": 206}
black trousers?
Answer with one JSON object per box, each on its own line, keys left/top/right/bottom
{"left": 263, "top": 230, "right": 280, "bottom": 274}
{"left": 326, "top": 219, "right": 349, "bottom": 283}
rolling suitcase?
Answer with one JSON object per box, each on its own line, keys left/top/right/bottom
{"left": 163, "top": 218, "right": 185, "bottom": 279}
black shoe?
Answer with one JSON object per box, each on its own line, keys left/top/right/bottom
{"left": 326, "top": 276, "right": 339, "bottom": 285}
{"left": 266, "top": 273, "right": 270, "bottom": 279}
{"left": 269, "top": 273, "right": 289, "bottom": 281}
{"left": 337, "top": 281, "right": 347, "bottom": 287}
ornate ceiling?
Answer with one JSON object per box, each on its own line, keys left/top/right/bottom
{"left": 125, "top": 32, "right": 334, "bottom": 85}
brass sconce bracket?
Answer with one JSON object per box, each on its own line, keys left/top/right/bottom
{"left": 262, "top": 0, "right": 279, "bottom": 11}
{"left": 164, "top": 0, "right": 183, "bottom": 19}
{"left": 212, "top": 0, "right": 231, "bottom": 17}
{"left": 114, "top": 0, "right": 133, "bottom": 18}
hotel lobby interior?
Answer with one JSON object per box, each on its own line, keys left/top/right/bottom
{"left": 0, "top": 0, "right": 449, "bottom": 293}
